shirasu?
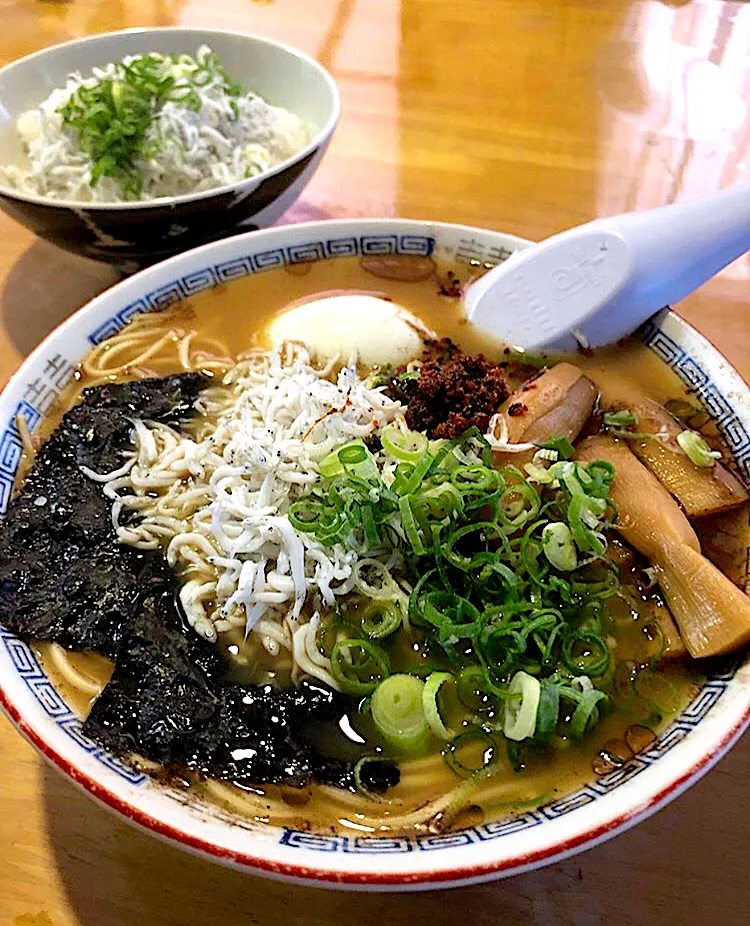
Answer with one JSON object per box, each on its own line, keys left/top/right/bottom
{"left": 0, "top": 45, "right": 311, "bottom": 203}
{"left": 89, "top": 346, "right": 405, "bottom": 645}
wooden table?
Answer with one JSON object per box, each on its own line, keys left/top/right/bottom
{"left": 1, "top": 2, "right": 749, "bottom": 924}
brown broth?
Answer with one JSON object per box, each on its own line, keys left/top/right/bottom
{"left": 32, "top": 253, "right": 711, "bottom": 835}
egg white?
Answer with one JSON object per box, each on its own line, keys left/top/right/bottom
{"left": 269, "top": 294, "right": 433, "bottom": 366}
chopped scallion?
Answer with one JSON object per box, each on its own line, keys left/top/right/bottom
{"left": 371, "top": 674, "right": 430, "bottom": 752}
{"left": 541, "top": 522, "right": 578, "bottom": 571}
{"left": 569, "top": 689, "right": 609, "bottom": 740}
{"left": 442, "top": 727, "right": 499, "bottom": 778}
{"left": 535, "top": 678, "right": 561, "bottom": 739}
{"left": 538, "top": 435, "right": 575, "bottom": 459}
{"left": 381, "top": 425, "right": 429, "bottom": 462}
{"left": 330, "top": 638, "right": 390, "bottom": 695}
{"left": 360, "top": 600, "right": 402, "bottom": 639}
{"left": 422, "top": 671, "right": 456, "bottom": 740}
{"left": 676, "top": 429, "right": 721, "bottom": 467}
{"left": 294, "top": 423, "right": 621, "bottom": 747}
{"left": 603, "top": 410, "right": 637, "bottom": 428}
{"left": 503, "top": 671, "right": 541, "bottom": 741}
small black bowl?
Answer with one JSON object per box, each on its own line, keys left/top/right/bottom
{"left": 0, "top": 28, "right": 339, "bottom": 271}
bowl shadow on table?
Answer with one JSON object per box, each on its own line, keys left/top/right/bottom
{"left": 0, "top": 200, "right": 332, "bottom": 357}
{"left": 41, "top": 739, "right": 749, "bottom": 926}
{"left": 0, "top": 239, "right": 118, "bottom": 360}
{"left": 0, "top": 199, "right": 334, "bottom": 364}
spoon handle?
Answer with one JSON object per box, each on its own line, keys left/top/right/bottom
{"left": 601, "top": 184, "right": 750, "bottom": 310}
{"left": 465, "top": 184, "right": 750, "bottom": 352}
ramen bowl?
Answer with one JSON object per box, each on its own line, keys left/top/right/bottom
{"left": 0, "top": 218, "right": 749, "bottom": 890}
{"left": 0, "top": 28, "right": 339, "bottom": 270}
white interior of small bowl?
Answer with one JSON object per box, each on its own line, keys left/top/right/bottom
{"left": 1, "top": 218, "right": 749, "bottom": 890}
{"left": 0, "top": 28, "right": 339, "bottom": 205}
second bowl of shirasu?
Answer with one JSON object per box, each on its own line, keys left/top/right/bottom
{"left": 0, "top": 28, "right": 339, "bottom": 268}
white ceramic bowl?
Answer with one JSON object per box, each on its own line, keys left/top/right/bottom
{"left": 0, "top": 28, "right": 339, "bottom": 269}
{"left": 0, "top": 219, "right": 748, "bottom": 890}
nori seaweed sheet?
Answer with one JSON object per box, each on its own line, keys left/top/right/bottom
{"left": 83, "top": 592, "right": 358, "bottom": 787}
{"left": 0, "top": 373, "right": 207, "bottom": 655}
{"left": 0, "top": 374, "right": 398, "bottom": 793}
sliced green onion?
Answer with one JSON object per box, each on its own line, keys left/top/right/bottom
{"left": 336, "top": 441, "right": 367, "bottom": 466}
{"left": 331, "top": 638, "right": 390, "bottom": 695}
{"left": 288, "top": 499, "right": 348, "bottom": 543}
{"left": 568, "top": 495, "right": 607, "bottom": 555}
{"left": 58, "top": 51, "right": 242, "bottom": 198}
{"left": 539, "top": 435, "right": 575, "bottom": 459}
{"left": 407, "top": 568, "right": 443, "bottom": 629}
{"left": 442, "top": 522, "right": 505, "bottom": 572}
{"left": 360, "top": 600, "right": 402, "bottom": 639}
{"left": 455, "top": 666, "right": 494, "bottom": 712}
{"left": 381, "top": 425, "right": 429, "bottom": 462}
{"left": 392, "top": 453, "right": 434, "bottom": 496}
{"left": 422, "top": 672, "right": 456, "bottom": 740}
{"left": 641, "top": 620, "right": 666, "bottom": 664}
{"left": 561, "top": 630, "right": 610, "bottom": 678}
{"left": 398, "top": 494, "right": 426, "bottom": 554}
{"left": 344, "top": 443, "right": 380, "bottom": 480}
{"left": 503, "top": 671, "right": 541, "bottom": 741}
{"left": 450, "top": 465, "right": 503, "bottom": 495}
{"left": 371, "top": 674, "right": 430, "bottom": 752}
{"left": 505, "top": 738, "right": 526, "bottom": 772}
{"left": 496, "top": 468, "right": 542, "bottom": 530}
{"left": 634, "top": 668, "right": 680, "bottom": 716}
{"left": 421, "top": 591, "right": 481, "bottom": 643}
{"left": 570, "top": 562, "right": 619, "bottom": 600}
{"left": 584, "top": 460, "right": 615, "bottom": 497}
{"left": 569, "top": 689, "right": 609, "bottom": 740}
{"left": 603, "top": 410, "right": 637, "bottom": 428}
{"left": 293, "top": 421, "right": 621, "bottom": 726}
{"left": 480, "top": 623, "right": 527, "bottom": 675}
{"left": 442, "top": 727, "right": 499, "bottom": 778}
{"left": 287, "top": 498, "right": 327, "bottom": 528}
{"left": 414, "top": 482, "right": 463, "bottom": 520}
{"left": 533, "top": 622, "right": 563, "bottom": 670}
{"left": 676, "top": 429, "right": 721, "bottom": 467}
{"left": 315, "top": 615, "right": 352, "bottom": 658}
{"left": 577, "top": 598, "right": 607, "bottom": 631}
{"left": 535, "top": 679, "right": 560, "bottom": 739}
{"left": 319, "top": 440, "right": 378, "bottom": 480}
{"left": 523, "top": 610, "right": 560, "bottom": 637}
{"left": 524, "top": 462, "right": 558, "bottom": 485}
{"left": 541, "top": 522, "right": 578, "bottom": 571}
{"left": 360, "top": 504, "right": 380, "bottom": 546}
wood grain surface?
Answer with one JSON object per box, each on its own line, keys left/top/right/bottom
{"left": 1, "top": 2, "right": 749, "bottom": 924}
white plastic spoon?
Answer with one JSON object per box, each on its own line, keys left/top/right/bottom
{"left": 464, "top": 185, "right": 750, "bottom": 352}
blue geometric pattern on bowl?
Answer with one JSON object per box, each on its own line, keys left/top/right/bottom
{"left": 0, "top": 236, "right": 741, "bottom": 844}
{"left": 638, "top": 319, "right": 750, "bottom": 481}
{"left": 88, "top": 234, "right": 437, "bottom": 345}
{"left": 0, "top": 626, "right": 147, "bottom": 785}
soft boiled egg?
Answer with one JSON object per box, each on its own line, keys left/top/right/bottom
{"left": 268, "top": 293, "right": 434, "bottom": 366}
